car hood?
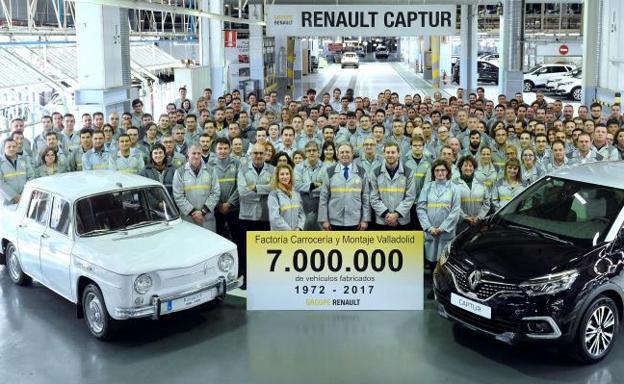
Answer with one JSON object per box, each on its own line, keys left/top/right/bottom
{"left": 454, "top": 224, "right": 588, "bottom": 281}
{"left": 73, "top": 221, "right": 237, "bottom": 275}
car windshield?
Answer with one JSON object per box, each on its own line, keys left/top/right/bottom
{"left": 527, "top": 65, "right": 542, "bottom": 73}
{"left": 491, "top": 177, "right": 624, "bottom": 249}
{"left": 75, "top": 187, "right": 180, "bottom": 236}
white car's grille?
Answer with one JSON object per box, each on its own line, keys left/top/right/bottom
{"left": 157, "top": 260, "right": 217, "bottom": 291}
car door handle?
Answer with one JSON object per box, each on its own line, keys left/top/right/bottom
{"left": 41, "top": 233, "right": 50, "bottom": 239}
{"left": 18, "top": 224, "right": 27, "bottom": 228}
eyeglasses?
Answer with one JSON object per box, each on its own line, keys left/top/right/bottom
{"left": 523, "top": 154, "right": 535, "bottom": 157}
{"left": 252, "top": 151, "right": 264, "bottom": 155}
{"left": 434, "top": 168, "right": 448, "bottom": 172}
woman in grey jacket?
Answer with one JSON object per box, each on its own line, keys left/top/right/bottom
{"left": 268, "top": 164, "right": 306, "bottom": 231}
{"left": 140, "top": 144, "right": 176, "bottom": 196}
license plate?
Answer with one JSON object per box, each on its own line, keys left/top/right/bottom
{"left": 160, "top": 288, "right": 217, "bottom": 315}
{"left": 451, "top": 292, "right": 491, "bottom": 319}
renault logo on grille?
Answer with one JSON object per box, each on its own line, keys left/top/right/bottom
{"left": 468, "top": 270, "right": 482, "bottom": 291}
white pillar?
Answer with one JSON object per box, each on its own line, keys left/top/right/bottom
{"left": 498, "top": 0, "right": 525, "bottom": 96}
{"left": 209, "top": 0, "right": 225, "bottom": 96}
{"left": 75, "top": 3, "right": 130, "bottom": 116}
{"left": 199, "top": 0, "right": 210, "bottom": 66}
{"left": 249, "top": 3, "right": 264, "bottom": 92}
{"left": 294, "top": 38, "right": 303, "bottom": 79}
{"left": 459, "top": 4, "right": 478, "bottom": 94}
{"left": 581, "top": 0, "right": 601, "bottom": 105}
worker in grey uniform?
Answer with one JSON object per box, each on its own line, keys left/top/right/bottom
{"left": 369, "top": 142, "right": 416, "bottom": 230}
{"left": 454, "top": 155, "right": 491, "bottom": 234}
{"left": 237, "top": 143, "right": 275, "bottom": 288}
{"left": 318, "top": 142, "right": 370, "bottom": 231}
{"left": 212, "top": 137, "right": 241, "bottom": 244}
{"left": 108, "top": 134, "right": 144, "bottom": 174}
{"left": 404, "top": 136, "right": 432, "bottom": 230}
{"left": 294, "top": 141, "right": 324, "bottom": 230}
{"left": 82, "top": 130, "right": 111, "bottom": 171}
{"left": 268, "top": 164, "right": 306, "bottom": 230}
{"left": 68, "top": 128, "right": 93, "bottom": 171}
{"left": 0, "top": 139, "right": 34, "bottom": 205}
{"left": 172, "top": 144, "right": 220, "bottom": 232}
{"left": 353, "top": 137, "right": 383, "bottom": 177}
{"left": 416, "top": 159, "right": 461, "bottom": 268}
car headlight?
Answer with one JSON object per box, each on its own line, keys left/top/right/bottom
{"left": 218, "top": 252, "right": 235, "bottom": 272}
{"left": 134, "top": 273, "right": 153, "bottom": 295}
{"left": 438, "top": 242, "right": 452, "bottom": 267}
{"left": 520, "top": 270, "right": 578, "bottom": 296}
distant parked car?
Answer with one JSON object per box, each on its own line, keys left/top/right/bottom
{"left": 555, "top": 72, "right": 583, "bottom": 101}
{"left": 356, "top": 46, "right": 366, "bottom": 57}
{"left": 0, "top": 172, "right": 241, "bottom": 340}
{"left": 524, "top": 64, "right": 575, "bottom": 92}
{"left": 341, "top": 52, "right": 359, "bottom": 69}
{"left": 311, "top": 56, "right": 319, "bottom": 72}
{"left": 375, "top": 46, "right": 389, "bottom": 59}
{"left": 452, "top": 60, "right": 499, "bottom": 84}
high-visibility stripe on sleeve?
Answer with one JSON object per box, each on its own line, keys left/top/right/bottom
{"left": 218, "top": 177, "right": 236, "bottom": 183}
{"left": 3, "top": 171, "right": 26, "bottom": 178}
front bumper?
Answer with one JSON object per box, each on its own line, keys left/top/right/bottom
{"left": 434, "top": 262, "right": 573, "bottom": 344}
{"left": 114, "top": 276, "right": 242, "bottom": 320}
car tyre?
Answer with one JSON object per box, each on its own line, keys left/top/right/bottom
{"left": 82, "top": 283, "right": 120, "bottom": 341}
{"left": 5, "top": 243, "right": 31, "bottom": 286}
{"left": 341, "top": 65, "right": 345, "bottom": 69}
{"left": 523, "top": 81, "right": 534, "bottom": 92}
{"left": 571, "top": 87, "right": 582, "bottom": 101}
{"left": 571, "top": 296, "right": 619, "bottom": 364}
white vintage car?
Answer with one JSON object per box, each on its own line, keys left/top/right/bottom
{"left": 0, "top": 171, "right": 241, "bottom": 340}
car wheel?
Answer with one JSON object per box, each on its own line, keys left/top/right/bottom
{"left": 523, "top": 81, "right": 534, "bottom": 92}
{"left": 82, "top": 283, "right": 120, "bottom": 340}
{"left": 571, "top": 87, "right": 582, "bottom": 101}
{"left": 5, "top": 243, "right": 31, "bottom": 286}
{"left": 341, "top": 65, "right": 345, "bottom": 69}
{"left": 571, "top": 296, "right": 619, "bottom": 364}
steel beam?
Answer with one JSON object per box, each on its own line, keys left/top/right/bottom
{"left": 66, "top": 0, "right": 265, "bottom": 25}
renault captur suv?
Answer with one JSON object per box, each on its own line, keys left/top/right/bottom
{"left": 434, "top": 162, "right": 624, "bottom": 363}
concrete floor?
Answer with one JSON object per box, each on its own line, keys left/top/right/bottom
{"left": 2, "top": 267, "right": 623, "bottom": 384}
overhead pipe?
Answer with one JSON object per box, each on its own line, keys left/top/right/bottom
{"left": 65, "top": 0, "right": 266, "bottom": 26}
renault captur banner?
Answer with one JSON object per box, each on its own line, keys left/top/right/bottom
{"left": 247, "top": 231, "right": 424, "bottom": 310}
{"left": 265, "top": 5, "right": 456, "bottom": 37}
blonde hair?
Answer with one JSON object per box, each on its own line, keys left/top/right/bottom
{"left": 271, "top": 164, "right": 295, "bottom": 197}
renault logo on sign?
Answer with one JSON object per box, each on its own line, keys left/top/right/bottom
{"left": 468, "top": 270, "right": 482, "bottom": 291}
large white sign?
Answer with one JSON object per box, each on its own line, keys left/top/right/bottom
{"left": 265, "top": 5, "right": 456, "bottom": 37}
{"left": 247, "top": 231, "right": 424, "bottom": 311}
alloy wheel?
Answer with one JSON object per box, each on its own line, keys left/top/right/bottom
{"left": 584, "top": 305, "right": 616, "bottom": 358}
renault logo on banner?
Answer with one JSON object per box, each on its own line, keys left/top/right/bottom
{"left": 468, "top": 270, "right": 482, "bottom": 291}
{"left": 266, "top": 5, "right": 456, "bottom": 37}
{"left": 273, "top": 15, "right": 294, "bottom": 26}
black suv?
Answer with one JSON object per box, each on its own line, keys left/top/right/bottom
{"left": 434, "top": 163, "right": 624, "bottom": 363}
